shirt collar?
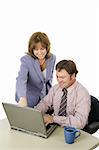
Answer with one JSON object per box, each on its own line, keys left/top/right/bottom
{"left": 58, "top": 81, "right": 78, "bottom": 94}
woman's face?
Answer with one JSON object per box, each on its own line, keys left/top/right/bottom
{"left": 33, "top": 42, "right": 47, "bottom": 60}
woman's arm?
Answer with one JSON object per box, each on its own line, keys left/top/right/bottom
{"left": 16, "top": 56, "right": 28, "bottom": 104}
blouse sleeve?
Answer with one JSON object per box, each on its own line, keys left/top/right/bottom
{"left": 16, "top": 56, "right": 29, "bottom": 100}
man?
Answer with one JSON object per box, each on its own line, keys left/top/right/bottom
{"left": 35, "top": 60, "right": 91, "bottom": 129}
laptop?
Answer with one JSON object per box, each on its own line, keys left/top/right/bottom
{"left": 2, "top": 102, "right": 58, "bottom": 138}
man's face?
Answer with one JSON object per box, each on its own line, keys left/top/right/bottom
{"left": 56, "top": 69, "right": 75, "bottom": 89}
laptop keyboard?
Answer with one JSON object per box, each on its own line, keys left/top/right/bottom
{"left": 46, "top": 123, "right": 58, "bottom": 131}
{"left": 46, "top": 124, "right": 52, "bottom": 130}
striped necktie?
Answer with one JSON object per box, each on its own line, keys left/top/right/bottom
{"left": 58, "top": 88, "right": 67, "bottom": 116}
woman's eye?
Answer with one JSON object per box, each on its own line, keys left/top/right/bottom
{"left": 41, "top": 48, "right": 45, "bottom": 50}
{"left": 34, "top": 48, "right": 45, "bottom": 51}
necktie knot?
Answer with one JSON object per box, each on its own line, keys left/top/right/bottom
{"left": 62, "top": 88, "right": 67, "bottom": 96}
{"left": 62, "top": 88, "right": 67, "bottom": 92}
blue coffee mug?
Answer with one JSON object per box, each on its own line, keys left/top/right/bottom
{"left": 64, "top": 126, "right": 81, "bottom": 144}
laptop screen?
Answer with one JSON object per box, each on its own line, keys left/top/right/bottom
{"left": 2, "top": 103, "right": 47, "bottom": 135}
{"left": 2, "top": 102, "right": 57, "bottom": 138}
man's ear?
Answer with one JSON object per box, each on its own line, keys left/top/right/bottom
{"left": 71, "top": 73, "right": 76, "bottom": 79}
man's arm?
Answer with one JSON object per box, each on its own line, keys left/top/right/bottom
{"left": 35, "top": 87, "right": 54, "bottom": 113}
{"left": 43, "top": 114, "right": 54, "bottom": 126}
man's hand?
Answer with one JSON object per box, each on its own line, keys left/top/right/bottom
{"left": 44, "top": 114, "right": 54, "bottom": 126}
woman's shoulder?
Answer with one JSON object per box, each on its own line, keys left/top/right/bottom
{"left": 20, "top": 54, "right": 35, "bottom": 62}
{"left": 48, "top": 53, "right": 56, "bottom": 61}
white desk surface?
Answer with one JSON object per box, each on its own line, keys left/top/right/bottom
{"left": 0, "top": 119, "right": 99, "bottom": 150}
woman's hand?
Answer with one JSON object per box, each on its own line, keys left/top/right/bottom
{"left": 18, "top": 97, "right": 27, "bottom": 107}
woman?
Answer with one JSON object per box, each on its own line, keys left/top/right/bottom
{"left": 15, "top": 32, "right": 56, "bottom": 107}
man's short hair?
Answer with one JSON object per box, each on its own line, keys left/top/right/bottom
{"left": 56, "top": 60, "right": 78, "bottom": 76}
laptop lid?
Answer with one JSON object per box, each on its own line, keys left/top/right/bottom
{"left": 2, "top": 102, "right": 53, "bottom": 138}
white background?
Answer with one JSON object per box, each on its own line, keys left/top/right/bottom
{"left": 0, "top": 0, "right": 99, "bottom": 147}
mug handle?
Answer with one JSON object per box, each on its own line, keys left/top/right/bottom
{"left": 75, "top": 130, "right": 81, "bottom": 139}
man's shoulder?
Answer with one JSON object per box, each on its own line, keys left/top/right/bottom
{"left": 76, "top": 81, "right": 90, "bottom": 95}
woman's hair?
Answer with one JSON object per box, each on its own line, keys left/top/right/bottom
{"left": 27, "top": 32, "right": 51, "bottom": 59}
{"left": 56, "top": 60, "right": 78, "bottom": 76}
